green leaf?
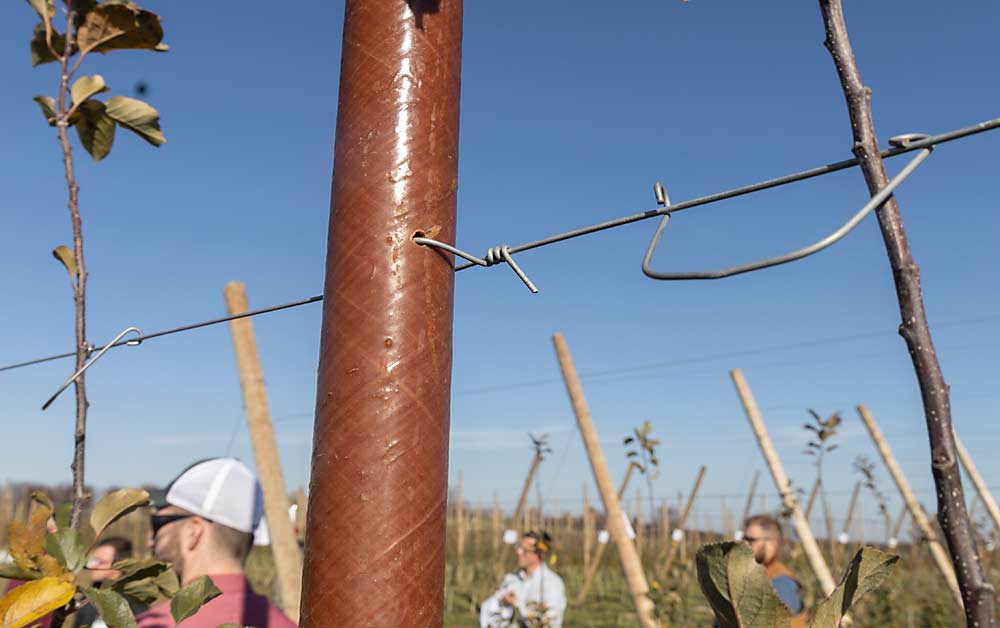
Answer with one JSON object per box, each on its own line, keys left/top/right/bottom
{"left": 43, "top": 528, "right": 84, "bottom": 571}
{"left": 623, "top": 436, "right": 634, "bottom": 445}
{"left": 70, "top": 75, "right": 109, "bottom": 106}
{"left": 809, "top": 547, "right": 898, "bottom": 628}
{"left": 113, "top": 561, "right": 178, "bottom": 606}
{"left": 75, "top": 100, "right": 116, "bottom": 161}
{"left": 0, "top": 562, "right": 40, "bottom": 581}
{"left": 83, "top": 588, "right": 137, "bottom": 628}
{"left": 695, "top": 542, "right": 791, "bottom": 628}
{"left": 90, "top": 488, "right": 149, "bottom": 539}
{"left": 53, "top": 504, "right": 73, "bottom": 531}
{"left": 29, "top": 23, "right": 69, "bottom": 66}
{"left": 51, "top": 245, "right": 77, "bottom": 278}
{"left": 76, "top": 3, "right": 166, "bottom": 55}
{"left": 169, "top": 576, "right": 221, "bottom": 625}
{"left": 104, "top": 96, "right": 165, "bottom": 146}
{"left": 32, "top": 96, "right": 58, "bottom": 126}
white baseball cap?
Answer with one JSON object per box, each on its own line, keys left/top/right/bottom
{"left": 151, "top": 458, "right": 263, "bottom": 534}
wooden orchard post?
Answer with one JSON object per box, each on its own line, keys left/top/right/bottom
{"left": 737, "top": 470, "right": 760, "bottom": 538}
{"left": 954, "top": 431, "right": 1000, "bottom": 534}
{"left": 582, "top": 483, "right": 593, "bottom": 572}
{"left": 454, "top": 471, "right": 465, "bottom": 582}
{"left": 511, "top": 452, "right": 543, "bottom": 534}
{"left": 553, "top": 333, "right": 658, "bottom": 627}
{"left": 857, "top": 405, "right": 963, "bottom": 609}
{"left": 575, "top": 462, "right": 639, "bottom": 605}
{"left": 224, "top": 282, "right": 302, "bottom": 622}
{"left": 657, "top": 466, "right": 706, "bottom": 579}
{"left": 731, "top": 369, "right": 837, "bottom": 596}
{"left": 300, "top": 1, "right": 463, "bottom": 625}
{"left": 804, "top": 478, "right": 821, "bottom": 519}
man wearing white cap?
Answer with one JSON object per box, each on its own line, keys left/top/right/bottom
{"left": 136, "top": 458, "right": 296, "bottom": 628}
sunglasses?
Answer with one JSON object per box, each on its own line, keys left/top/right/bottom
{"left": 151, "top": 514, "right": 197, "bottom": 536}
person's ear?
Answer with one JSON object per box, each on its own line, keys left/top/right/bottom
{"left": 184, "top": 517, "right": 207, "bottom": 552}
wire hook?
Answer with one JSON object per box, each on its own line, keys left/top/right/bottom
{"left": 413, "top": 236, "right": 539, "bottom": 293}
{"left": 642, "top": 137, "right": 933, "bottom": 280}
{"left": 42, "top": 326, "right": 143, "bottom": 410}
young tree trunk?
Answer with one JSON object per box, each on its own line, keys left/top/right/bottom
{"left": 658, "top": 466, "right": 706, "bottom": 579}
{"left": 817, "top": 2, "right": 993, "bottom": 624}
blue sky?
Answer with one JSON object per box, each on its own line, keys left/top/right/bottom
{"left": 1, "top": 1, "right": 998, "bottom": 539}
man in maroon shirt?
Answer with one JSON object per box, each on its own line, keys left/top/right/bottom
{"left": 136, "top": 458, "right": 296, "bottom": 628}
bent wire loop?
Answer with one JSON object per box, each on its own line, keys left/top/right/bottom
{"left": 642, "top": 134, "right": 934, "bottom": 281}
{"left": 413, "top": 236, "right": 539, "bottom": 293}
{"left": 42, "top": 326, "right": 143, "bottom": 410}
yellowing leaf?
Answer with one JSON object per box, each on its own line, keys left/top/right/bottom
{"left": 32, "top": 96, "right": 57, "bottom": 126}
{"left": 90, "top": 489, "right": 149, "bottom": 540}
{"left": 75, "top": 100, "right": 116, "bottom": 161}
{"left": 8, "top": 507, "right": 51, "bottom": 572}
{"left": 51, "top": 246, "right": 77, "bottom": 278}
{"left": 76, "top": 4, "right": 165, "bottom": 55}
{"left": 70, "top": 75, "right": 108, "bottom": 106}
{"left": 0, "top": 577, "right": 75, "bottom": 628}
{"left": 36, "top": 555, "right": 68, "bottom": 581}
{"left": 104, "top": 96, "right": 165, "bottom": 147}
{"left": 26, "top": 0, "right": 55, "bottom": 20}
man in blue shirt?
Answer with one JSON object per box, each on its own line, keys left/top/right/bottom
{"left": 743, "top": 514, "right": 806, "bottom": 628}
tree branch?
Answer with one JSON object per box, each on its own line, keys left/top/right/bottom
{"left": 817, "top": 1, "right": 995, "bottom": 625}
{"left": 55, "top": 0, "right": 89, "bottom": 530}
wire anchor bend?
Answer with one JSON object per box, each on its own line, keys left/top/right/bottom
{"left": 413, "top": 236, "right": 539, "bottom": 294}
{"left": 42, "top": 326, "right": 143, "bottom": 410}
{"left": 641, "top": 134, "right": 933, "bottom": 281}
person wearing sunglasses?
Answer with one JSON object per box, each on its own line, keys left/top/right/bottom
{"left": 135, "top": 458, "right": 295, "bottom": 628}
{"left": 741, "top": 514, "right": 806, "bottom": 628}
{"left": 480, "top": 530, "right": 566, "bottom": 628}
{"left": 75, "top": 538, "right": 146, "bottom": 628}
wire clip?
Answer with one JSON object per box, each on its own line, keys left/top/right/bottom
{"left": 413, "top": 236, "right": 539, "bottom": 293}
{"left": 42, "top": 326, "right": 143, "bottom": 410}
{"left": 641, "top": 135, "right": 933, "bottom": 280}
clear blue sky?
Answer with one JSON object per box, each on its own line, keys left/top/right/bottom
{"left": 1, "top": 1, "right": 998, "bottom": 539}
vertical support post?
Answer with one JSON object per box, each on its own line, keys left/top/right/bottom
{"left": 658, "top": 466, "right": 706, "bottom": 579}
{"left": 857, "top": 405, "right": 963, "bottom": 609}
{"left": 721, "top": 496, "right": 733, "bottom": 539}
{"left": 224, "top": 282, "right": 302, "bottom": 622}
{"left": 731, "top": 369, "right": 837, "bottom": 596}
{"left": 955, "top": 431, "right": 1000, "bottom": 534}
{"left": 553, "top": 333, "right": 657, "bottom": 627}
{"left": 804, "top": 478, "right": 822, "bottom": 520}
{"left": 455, "top": 471, "right": 465, "bottom": 581}
{"left": 635, "top": 486, "right": 644, "bottom": 560}
{"left": 301, "top": 0, "right": 463, "bottom": 624}
{"left": 739, "top": 471, "right": 760, "bottom": 535}
{"left": 582, "top": 483, "right": 592, "bottom": 573}
{"left": 576, "top": 463, "right": 637, "bottom": 605}
{"left": 512, "top": 454, "right": 542, "bottom": 534}
{"left": 491, "top": 493, "right": 501, "bottom": 556}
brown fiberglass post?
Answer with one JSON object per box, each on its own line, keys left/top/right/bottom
{"left": 301, "top": 1, "right": 463, "bottom": 626}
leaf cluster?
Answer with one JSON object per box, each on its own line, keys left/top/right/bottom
{"left": 802, "top": 410, "right": 840, "bottom": 457}
{"left": 696, "top": 541, "right": 898, "bottom": 627}
{"left": 26, "top": 0, "right": 168, "bottom": 161}
{"left": 0, "top": 489, "right": 221, "bottom": 628}
{"left": 529, "top": 433, "right": 553, "bottom": 461}
{"left": 853, "top": 455, "right": 891, "bottom": 521}
{"left": 622, "top": 420, "right": 661, "bottom": 476}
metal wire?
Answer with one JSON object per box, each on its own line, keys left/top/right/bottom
{"left": 449, "top": 117, "right": 999, "bottom": 270}
{"left": 0, "top": 295, "right": 324, "bottom": 373}
{"left": 413, "top": 237, "right": 538, "bottom": 292}
{"left": 642, "top": 146, "right": 933, "bottom": 279}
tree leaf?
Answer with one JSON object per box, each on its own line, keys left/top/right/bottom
{"left": 51, "top": 245, "right": 78, "bottom": 278}
{"left": 114, "top": 561, "right": 179, "bottom": 606}
{"left": 75, "top": 100, "right": 116, "bottom": 161}
{"left": 84, "top": 588, "right": 137, "bottom": 628}
{"left": 26, "top": 0, "right": 55, "bottom": 20}
{"left": 70, "top": 75, "right": 109, "bottom": 106}
{"left": 0, "top": 577, "right": 75, "bottom": 628}
{"left": 32, "top": 95, "right": 58, "bottom": 126}
{"left": 810, "top": 547, "right": 898, "bottom": 627}
{"left": 104, "top": 96, "right": 165, "bottom": 146}
{"left": 695, "top": 542, "right": 791, "bottom": 628}
{"left": 53, "top": 503, "right": 73, "bottom": 531}
{"left": 623, "top": 436, "right": 634, "bottom": 445}
{"left": 90, "top": 488, "right": 149, "bottom": 540}
{"left": 8, "top": 507, "right": 52, "bottom": 571}
{"left": 29, "top": 23, "right": 69, "bottom": 66}
{"left": 169, "top": 576, "right": 221, "bottom": 625}
{"left": 76, "top": 3, "right": 166, "bottom": 55}
{"left": 0, "top": 563, "right": 39, "bottom": 581}
{"left": 642, "top": 420, "right": 652, "bottom": 435}
{"left": 44, "top": 528, "right": 84, "bottom": 571}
